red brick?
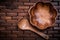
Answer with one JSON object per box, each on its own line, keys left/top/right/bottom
{"left": 7, "top": 13, "right": 17, "bottom": 16}
{"left": 0, "top": 6, "right": 6, "bottom": 9}
{"left": 12, "top": 16, "right": 23, "bottom": 20}
{"left": 24, "top": 3, "right": 35, "bottom": 6}
{"left": 55, "top": 20, "right": 60, "bottom": 24}
{"left": 51, "top": 24, "right": 58, "bottom": 27}
{"left": 24, "top": 31, "right": 32, "bottom": 34}
{"left": 49, "top": 34, "right": 52, "bottom": 36}
{"left": 53, "top": 0, "right": 60, "bottom": 1}
{"left": 16, "top": 9, "right": 24, "bottom": 13}
{"left": 3, "top": 38, "right": 11, "bottom": 40}
{"left": 59, "top": 17, "right": 60, "bottom": 20}
{"left": 30, "top": 0, "right": 37, "bottom": 2}
{"left": 59, "top": 9, "right": 60, "bottom": 13}
{"left": 1, "top": 9, "right": 14, "bottom": 13}
{"left": 0, "top": 27, "right": 5, "bottom": 31}
{"left": 54, "top": 27, "right": 60, "bottom": 30}
{"left": 7, "top": 34, "right": 17, "bottom": 38}
{"left": 59, "top": 2, "right": 60, "bottom": 6}
{"left": 54, "top": 34, "right": 60, "bottom": 37}
{"left": 0, "top": 20, "right": 6, "bottom": 23}
{"left": 13, "top": 2, "right": 23, "bottom": 6}
{"left": 58, "top": 13, "right": 60, "bottom": 16}
{"left": 2, "top": 9, "right": 23, "bottom": 13}
{"left": 50, "top": 38, "right": 58, "bottom": 40}
{"left": 54, "top": 6, "right": 60, "bottom": 10}
{"left": 30, "top": 0, "right": 42, "bottom": 2}
{"left": 1, "top": 23, "right": 12, "bottom": 26}
{"left": 56, "top": 17, "right": 58, "bottom": 20}
{"left": 48, "top": 30, "right": 58, "bottom": 34}
{"left": 23, "top": 9, "right": 28, "bottom": 13}
{"left": 1, "top": 16, "right": 11, "bottom": 20}
{"left": 0, "top": 6, "right": 5, "bottom": 8}
{"left": 0, "top": 13, "right": 6, "bottom": 16}
{"left": 18, "top": 0, "right": 29, "bottom": 2}
{"left": 24, "top": 38, "right": 35, "bottom": 40}
{"left": 8, "top": 9, "right": 24, "bottom": 13}
{"left": 17, "top": 38, "right": 23, "bottom": 40}
{"left": 12, "top": 31, "right": 23, "bottom": 35}
{"left": 10, "top": 9, "right": 24, "bottom": 13}
{"left": 7, "top": 20, "right": 17, "bottom": 23}
{"left": 6, "top": 31, "right": 11, "bottom": 34}
{"left": 36, "top": 37, "right": 46, "bottom": 40}
{"left": 51, "top": 2, "right": 58, "bottom": 6}
{"left": 54, "top": 24, "right": 58, "bottom": 27}
{"left": 1, "top": 30, "right": 11, "bottom": 34}
{"left": 18, "top": 13, "right": 28, "bottom": 17}
{"left": 12, "top": 23, "right": 17, "bottom": 26}
{"left": 43, "top": 0, "right": 52, "bottom": 1}
{"left": 0, "top": 9, "right": 11, "bottom": 13}
{"left": 6, "top": 26, "right": 16, "bottom": 30}
{"left": 59, "top": 24, "right": 60, "bottom": 26}
{"left": 18, "top": 6, "right": 29, "bottom": 9}
{"left": 1, "top": 8, "right": 24, "bottom": 13}
{"left": 12, "top": 38, "right": 23, "bottom": 40}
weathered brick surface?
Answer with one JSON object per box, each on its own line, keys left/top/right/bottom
{"left": 55, "top": 20, "right": 60, "bottom": 24}
{"left": 0, "top": 27, "right": 5, "bottom": 31}
{"left": 1, "top": 16, "right": 12, "bottom": 20}
{"left": 24, "top": 3, "right": 35, "bottom": 6}
{"left": 53, "top": 0, "right": 60, "bottom": 1}
{"left": 18, "top": 0, "right": 29, "bottom": 2}
{"left": 12, "top": 16, "right": 23, "bottom": 20}
{"left": 0, "top": 0, "right": 60, "bottom": 40}
{"left": 7, "top": 13, "right": 17, "bottom": 16}
{"left": 51, "top": 2, "right": 58, "bottom": 6}
{"left": 18, "top": 13, "right": 28, "bottom": 17}
{"left": 0, "top": 20, "right": 6, "bottom": 23}
{"left": 24, "top": 38, "right": 35, "bottom": 40}
{"left": 7, "top": 20, "right": 17, "bottom": 23}
{"left": 0, "top": 13, "right": 6, "bottom": 16}
{"left": 18, "top": 6, "right": 29, "bottom": 9}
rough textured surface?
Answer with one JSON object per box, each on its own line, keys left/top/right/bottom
{"left": 0, "top": 0, "right": 60, "bottom": 40}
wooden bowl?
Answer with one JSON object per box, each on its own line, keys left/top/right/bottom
{"left": 29, "top": 2, "right": 57, "bottom": 30}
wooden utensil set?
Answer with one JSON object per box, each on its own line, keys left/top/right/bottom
{"left": 18, "top": 2, "right": 57, "bottom": 40}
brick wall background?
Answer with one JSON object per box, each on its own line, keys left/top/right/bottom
{"left": 0, "top": 0, "right": 60, "bottom": 40}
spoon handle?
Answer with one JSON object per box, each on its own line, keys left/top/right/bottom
{"left": 30, "top": 28, "right": 49, "bottom": 40}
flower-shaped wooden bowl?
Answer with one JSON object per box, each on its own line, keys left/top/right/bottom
{"left": 29, "top": 2, "right": 57, "bottom": 30}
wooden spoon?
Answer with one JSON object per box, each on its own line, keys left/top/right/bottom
{"left": 18, "top": 18, "right": 49, "bottom": 40}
